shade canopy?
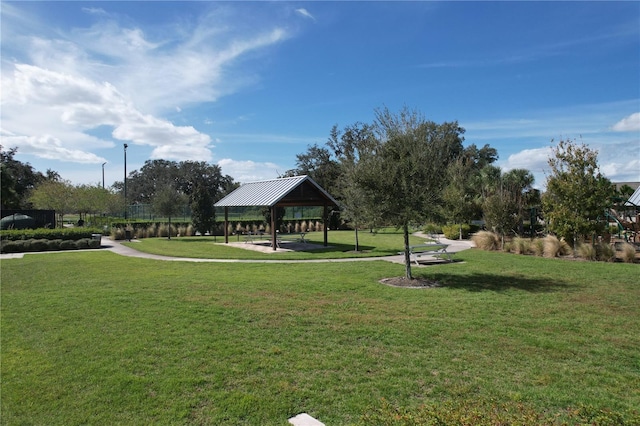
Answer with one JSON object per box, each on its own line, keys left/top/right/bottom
{"left": 214, "top": 175, "right": 338, "bottom": 250}
{"left": 214, "top": 175, "right": 338, "bottom": 208}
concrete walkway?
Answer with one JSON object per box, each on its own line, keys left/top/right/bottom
{"left": 1, "top": 233, "right": 474, "bottom": 264}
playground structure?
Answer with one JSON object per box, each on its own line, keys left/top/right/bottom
{"left": 606, "top": 210, "right": 639, "bottom": 242}
{"left": 606, "top": 186, "right": 640, "bottom": 244}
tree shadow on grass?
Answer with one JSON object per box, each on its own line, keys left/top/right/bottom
{"left": 420, "top": 271, "right": 575, "bottom": 293}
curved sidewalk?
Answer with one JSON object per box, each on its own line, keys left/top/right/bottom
{"left": 2, "top": 234, "right": 474, "bottom": 264}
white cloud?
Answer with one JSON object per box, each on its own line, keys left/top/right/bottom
{"left": 502, "top": 147, "right": 552, "bottom": 173}
{"left": 2, "top": 64, "right": 211, "bottom": 163}
{"left": 0, "top": 4, "right": 291, "bottom": 172}
{"left": 296, "top": 8, "right": 316, "bottom": 21}
{"left": 218, "top": 158, "right": 283, "bottom": 183}
{"left": 82, "top": 7, "right": 108, "bottom": 16}
{"left": 612, "top": 112, "right": 640, "bottom": 132}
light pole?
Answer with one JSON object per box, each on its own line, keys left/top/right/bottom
{"left": 102, "top": 162, "right": 107, "bottom": 189}
{"left": 123, "top": 144, "right": 128, "bottom": 220}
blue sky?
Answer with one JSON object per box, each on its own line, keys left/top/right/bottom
{"left": 2, "top": 1, "right": 639, "bottom": 190}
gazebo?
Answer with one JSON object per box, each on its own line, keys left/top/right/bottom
{"left": 214, "top": 175, "right": 339, "bottom": 250}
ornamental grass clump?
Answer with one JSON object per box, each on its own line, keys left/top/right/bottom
{"left": 620, "top": 242, "right": 637, "bottom": 263}
{"left": 513, "top": 237, "right": 531, "bottom": 255}
{"left": 596, "top": 242, "right": 615, "bottom": 262}
{"left": 471, "top": 231, "right": 499, "bottom": 251}
{"left": 542, "top": 235, "right": 571, "bottom": 258}
{"left": 532, "top": 238, "right": 545, "bottom": 256}
{"left": 577, "top": 243, "right": 596, "bottom": 260}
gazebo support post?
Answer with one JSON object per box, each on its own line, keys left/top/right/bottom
{"left": 271, "top": 205, "right": 277, "bottom": 251}
{"left": 224, "top": 207, "right": 229, "bottom": 244}
{"left": 323, "top": 203, "right": 329, "bottom": 246}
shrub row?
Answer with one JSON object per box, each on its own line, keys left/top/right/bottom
{"left": 473, "top": 231, "right": 637, "bottom": 263}
{"left": 0, "top": 238, "right": 101, "bottom": 253}
{"left": 110, "top": 219, "right": 331, "bottom": 240}
{"left": 0, "top": 227, "right": 103, "bottom": 242}
{"left": 424, "top": 223, "right": 481, "bottom": 240}
{"left": 111, "top": 223, "right": 196, "bottom": 240}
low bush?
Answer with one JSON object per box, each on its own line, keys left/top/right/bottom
{"left": 423, "top": 223, "right": 442, "bottom": 235}
{"left": 59, "top": 240, "right": 78, "bottom": 250}
{"left": 503, "top": 241, "right": 514, "bottom": 253}
{"left": 442, "top": 223, "right": 470, "bottom": 240}
{"left": 47, "top": 239, "right": 63, "bottom": 250}
{"left": 29, "top": 239, "right": 50, "bottom": 252}
{"left": 0, "top": 227, "right": 102, "bottom": 241}
{"left": 472, "top": 231, "right": 499, "bottom": 251}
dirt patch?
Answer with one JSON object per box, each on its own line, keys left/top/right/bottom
{"left": 380, "top": 276, "right": 441, "bottom": 289}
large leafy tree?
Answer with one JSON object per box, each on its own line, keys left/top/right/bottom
{"left": 115, "top": 159, "right": 235, "bottom": 228}
{"left": 441, "top": 157, "right": 477, "bottom": 238}
{"left": 1, "top": 146, "right": 46, "bottom": 209}
{"left": 284, "top": 143, "right": 341, "bottom": 196}
{"left": 123, "top": 159, "right": 180, "bottom": 204}
{"left": 327, "top": 122, "right": 380, "bottom": 250}
{"left": 29, "top": 179, "right": 74, "bottom": 227}
{"left": 502, "top": 168, "right": 537, "bottom": 236}
{"left": 359, "top": 106, "right": 465, "bottom": 279}
{"left": 542, "top": 138, "right": 613, "bottom": 247}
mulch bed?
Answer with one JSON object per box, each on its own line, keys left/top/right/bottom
{"left": 380, "top": 277, "right": 441, "bottom": 288}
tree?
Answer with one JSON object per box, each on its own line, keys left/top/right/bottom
{"left": 326, "top": 122, "right": 380, "bottom": 250}
{"left": 359, "top": 106, "right": 465, "bottom": 279}
{"left": 73, "top": 184, "right": 119, "bottom": 224}
{"left": 115, "top": 159, "right": 235, "bottom": 226}
{"left": 29, "top": 180, "right": 74, "bottom": 227}
{"left": 152, "top": 185, "right": 188, "bottom": 240}
{"left": 1, "top": 146, "right": 46, "bottom": 209}
{"left": 190, "top": 181, "right": 215, "bottom": 235}
{"left": 284, "top": 143, "right": 341, "bottom": 195}
{"left": 441, "top": 157, "right": 477, "bottom": 239}
{"left": 482, "top": 184, "right": 517, "bottom": 248}
{"left": 124, "top": 159, "right": 180, "bottom": 204}
{"left": 502, "top": 168, "right": 536, "bottom": 236}
{"left": 542, "top": 138, "right": 613, "bottom": 247}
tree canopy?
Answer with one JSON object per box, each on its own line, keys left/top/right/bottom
{"left": 1, "top": 146, "right": 46, "bottom": 209}
{"left": 542, "top": 138, "right": 613, "bottom": 246}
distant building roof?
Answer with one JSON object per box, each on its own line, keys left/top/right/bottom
{"left": 214, "top": 175, "right": 338, "bottom": 208}
{"left": 626, "top": 186, "right": 640, "bottom": 207}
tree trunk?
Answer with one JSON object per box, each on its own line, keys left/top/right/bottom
{"left": 354, "top": 220, "right": 360, "bottom": 252}
{"left": 168, "top": 216, "right": 171, "bottom": 240}
{"left": 403, "top": 223, "right": 413, "bottom": 280}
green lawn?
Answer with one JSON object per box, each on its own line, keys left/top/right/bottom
{"left": 121, "top": 229, "right": 429, "bottom": 260}
{"left": 1, "top": 248, "right": 639, "bottom": 425}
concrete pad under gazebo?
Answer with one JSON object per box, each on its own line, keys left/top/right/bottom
{"left": 214, "top": 175, "right": 339, "bottom": 250}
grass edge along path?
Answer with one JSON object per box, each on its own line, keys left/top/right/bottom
{"left": 2, "top": 249, "right": 639, "bottom": 425}
{"left": 117, "top": 230, "right": 427, "bottom": 260}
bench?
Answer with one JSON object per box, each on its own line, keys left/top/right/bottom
{"left": 401, "top": 243, "right": 453, "bottom": 265}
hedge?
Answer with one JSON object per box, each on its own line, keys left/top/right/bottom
{"left": 1, "top": 238, "right": 100, "bottom": 253}
{"left": 0, "top": 228, "right": 103, "bottom": 242}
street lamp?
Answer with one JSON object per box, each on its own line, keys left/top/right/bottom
{"left": 102, "top": 162, "right": 107, "bottom": 189}
{"left": 123, "top": 144, "right": 128, "bottom": 219}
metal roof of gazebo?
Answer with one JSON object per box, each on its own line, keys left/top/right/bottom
{"left": 214, "top": 175, "right": 338, "bottom": 249}
{"left": 214, "top": 175, "right": 338, "bottom": 208}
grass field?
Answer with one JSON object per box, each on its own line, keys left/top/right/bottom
{"left": 1, "top": 245, "right": 639, "bottom": 425}
{"left": 119, "top": 229, "right": 429, "bottom": 260}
